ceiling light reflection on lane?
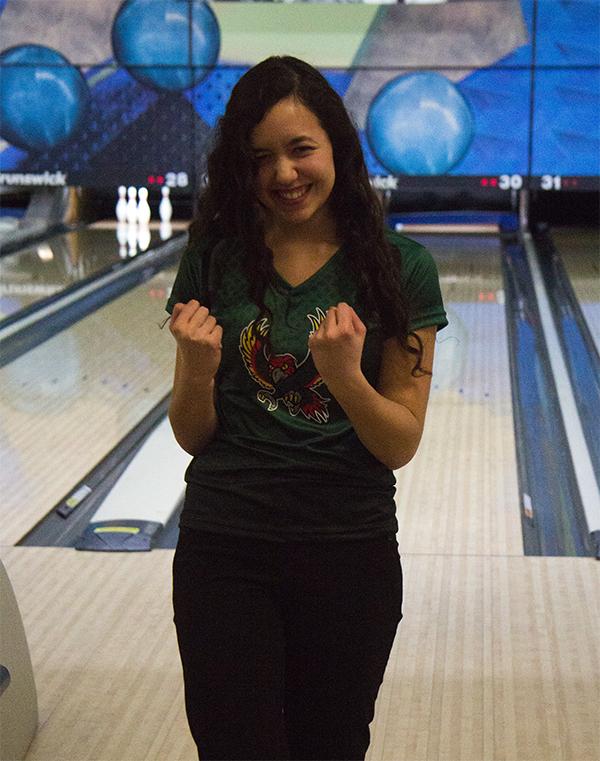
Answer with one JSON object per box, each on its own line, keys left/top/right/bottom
{"left": 37, "top": 244, "right": 54, "bottom": 262}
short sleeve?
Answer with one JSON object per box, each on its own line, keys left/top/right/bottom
{"left": 386, "top": 230, "right": 448, "bottom": 334}
{"left": 405, "top": 245, "right": 448, "bottom": 333}
{"left": 164, "top": 234, "right": 204, "bottom": 315}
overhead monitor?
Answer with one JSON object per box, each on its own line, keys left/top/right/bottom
{"left": 0, "top": 0, "right": 597, "bottom": 193}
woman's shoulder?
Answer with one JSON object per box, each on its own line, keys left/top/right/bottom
{"left": 384, "top": 227, "right": 429, "bottom": 261}
{"left": 183, "top": 230, "right": 242, "bottom": 267}
{"left": 166, "top": 233, "right": 243, "bottom": 313}
{"left": 383, "top": 227, "right": 440, "bottom": 286}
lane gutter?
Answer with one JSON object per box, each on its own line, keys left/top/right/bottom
{"left": 533, "top": 224, "right": 600, "bottom": 483}
{"left": 523, "top": 229, "right": 600, "bottom": 556}
{"left": 502, "top": 220, "right": 598, "bottom": 558}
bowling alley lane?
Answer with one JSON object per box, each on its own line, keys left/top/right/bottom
{"left": 0, "top": 260, "right": 178, "bottom": 546}
{"left": 0, "top": 221, "right": 184, "bottom": 324}
{"left": 391, "top": 232, "right": 524, "bottom": 557}
{"left": 549, "top": 226, "right": 600, "bottom": 352}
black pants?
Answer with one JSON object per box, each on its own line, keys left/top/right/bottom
{"left": 172, "top": 526, "right": 403, "bottom": 761}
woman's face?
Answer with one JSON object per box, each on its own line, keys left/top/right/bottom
{"left": 250, "top": 96, "right": 336, "bottom": 236}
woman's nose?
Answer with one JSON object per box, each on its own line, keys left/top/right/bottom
{"left": 273, "top": 157, "right": 298, "bottom": 184}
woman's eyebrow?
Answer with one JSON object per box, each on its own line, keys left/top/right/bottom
{"left": 288, "top": 135, "right": 316, "bottom": 145}
{"left": 252, "top": 135, "right": 317, "bottom": 153}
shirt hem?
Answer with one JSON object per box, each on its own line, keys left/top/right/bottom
{"left": 178, "top": 515, "right": 398, "bottom": 543}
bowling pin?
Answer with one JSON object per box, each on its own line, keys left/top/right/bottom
{"left": 126, "top": 186, "right": 138, "bottom": 224}
{"left": 127, "top": 222, "right": 138, "bottom": 256}
{"left": 137, "top": 187, "right": 151, "bottom": 225}
{"left": 137, "top": 223, "right": 151, "bottom": 252}
{"left": 159, "top": 220, "right": 172, "bottom": 241}
{"left": 116, "top": 221, "right": 128, "bottom": 258}
{"left": 116, "top": 185, "right": 128, "bottom": 223}
{"left": 159, "top": 186, "right": 172, "bottom": 223}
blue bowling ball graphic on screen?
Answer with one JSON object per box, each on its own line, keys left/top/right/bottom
{"left": 367, "top": 72, "right": 474, "bottom": 175}
{"left": 112, "top": 0, "right": 220, "bottom": 92}
{"left": 0, "top": 45, "right": 90, "bottom": 152}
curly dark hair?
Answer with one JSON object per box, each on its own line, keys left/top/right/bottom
{"left": 190, "top": 55, "right": 426, "bottom": 375}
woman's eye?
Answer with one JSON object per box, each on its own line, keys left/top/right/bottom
{"left": 295, "top": 145, "right": 313, "bottom": 155}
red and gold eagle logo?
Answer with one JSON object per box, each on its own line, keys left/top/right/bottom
{"left": 239, "top": 308, "right": 330, "bottom": 424}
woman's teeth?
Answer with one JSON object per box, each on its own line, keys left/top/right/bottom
{"left": 277, "top": 186, "right": 309, "bottom": 200}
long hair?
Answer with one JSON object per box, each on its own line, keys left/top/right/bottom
{"left": 191, "top": 55, "right": 427, "bottom": 375}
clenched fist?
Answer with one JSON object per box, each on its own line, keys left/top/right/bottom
{"left": 308, "top": 302, "right": 367, "bottom": 388}
{"left": 169, "top": 300, "right": 223, "bottom": 382}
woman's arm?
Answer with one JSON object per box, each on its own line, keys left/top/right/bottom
{"left": 308, "top": 303, "right": 436, "bottom": 470}
{"left": 168, "top": 300, "right": 222, "bottom": 456}
{"left": 168, "top": 347, "right": 219, "bottom": 455}
{"left": 328, "top": 327, "right": 435, "bottom": 470}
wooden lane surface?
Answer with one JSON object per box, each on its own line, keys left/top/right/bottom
{"left": 1, "top": 547, "right": 195, "bottom": 761}
{"left": 0, "top": 266, "right": 177, "bottom": 545}
{"left": 368, "top": 554, "right": 600, "bottom": 761}
{"left": 0, "top": 547, "right": 597, "bottom": 761}
{"left": 396, "top": 234, "right": 523, "bottom": 556}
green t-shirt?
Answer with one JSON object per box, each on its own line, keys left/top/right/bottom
{"left": 166, "top": 229, "right": 447, "bottom": 541}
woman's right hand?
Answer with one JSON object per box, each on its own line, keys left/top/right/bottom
{"left": 169, "top": 300, "right": 223, "bottom": 382}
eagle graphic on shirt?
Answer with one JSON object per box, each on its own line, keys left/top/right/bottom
{"left": 239, "top": 307, "right": 331, "bottom": 424}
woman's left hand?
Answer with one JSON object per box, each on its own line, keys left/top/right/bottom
{"left": 308, "top": 302, "right": 367, "bottom": 388}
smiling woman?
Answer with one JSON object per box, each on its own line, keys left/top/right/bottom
{"left": 164, "top": 55, "right": 447, "bottom": 761}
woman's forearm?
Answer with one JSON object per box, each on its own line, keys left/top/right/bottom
{"left": 168, "top": 350, "right": 218, "bottom": 455}
{"left": 327, "top": 372, "right": 424, "bottom": 470}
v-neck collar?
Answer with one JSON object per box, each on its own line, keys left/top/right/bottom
{"left": 271, "top": 246, "right": 344, "bottom": 295}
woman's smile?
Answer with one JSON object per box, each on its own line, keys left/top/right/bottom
{"left": 273, "top": 184, "right": 311, "bottom": 204}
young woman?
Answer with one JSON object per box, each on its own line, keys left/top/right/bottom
{"left": 165, "top": 56, "right": 447, "bottom": 760}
